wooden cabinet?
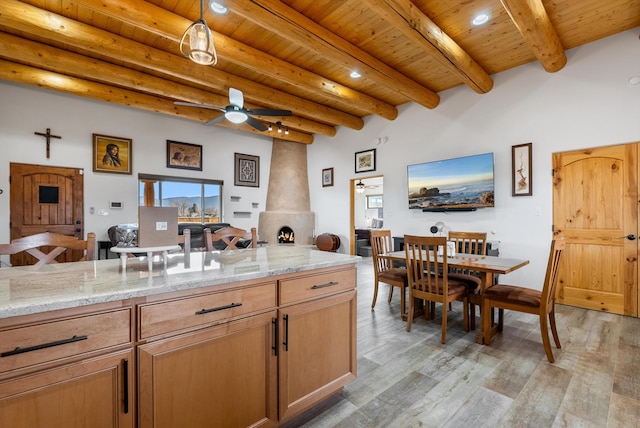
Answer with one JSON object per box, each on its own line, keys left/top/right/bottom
{"left": 0, "top": 307, "right": 133, "bottom": 428}
{"left": 138, "top": 312, "right": 278, "bottom": 428}
{"left": 278, "top": 290, "right": 357, "bottom": 422}
{"left": 277, "top": 266, "right": 357, "bottom": 423}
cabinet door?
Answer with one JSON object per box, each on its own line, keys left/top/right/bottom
{"left": 278, "top": 290, "right": 357, "bottom": 422}
{"left": 138, "top": 311, "right": 277, "bottom": 428}
{"left": 0, "top": 350, "right": 133, "bottom": 428}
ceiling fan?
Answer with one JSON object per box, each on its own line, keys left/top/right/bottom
{"left": 174, "top": 88, "right": 292, "bottom": 132}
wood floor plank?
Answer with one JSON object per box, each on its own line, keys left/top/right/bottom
{"left": 291, "top": 258, "right": 640, "bottom": 428}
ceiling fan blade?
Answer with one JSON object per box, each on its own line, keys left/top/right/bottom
{"left": 245, "top": 116, "right": 268, "bottom": 132}
{"left": 205, "top": 114, "right": 227, "bottom": 126}
{"left": 228, "top": 88, "right": 244, "bottom": 108}
{"left": 174, "top": 101, "right": 224, "bottom": 111}
{"left": 248, "top": 108, "right": 292, "bottom": 116}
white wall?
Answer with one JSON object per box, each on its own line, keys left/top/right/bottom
{"left": 308, "top": 28, "right": 640, "bottom": 289}
{"left": 1, "top": 29, "right": 638, "bottom": 288}
{"left": 0, "top": 83, "right": 272, "bottom": 246}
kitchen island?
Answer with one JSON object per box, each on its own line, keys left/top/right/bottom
{"left": 0, "top": 246, "right": 359, "bottom": 427}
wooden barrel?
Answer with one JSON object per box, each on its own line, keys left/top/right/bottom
{"left": 315, "top": 233, "right": 341, "bottom": 252}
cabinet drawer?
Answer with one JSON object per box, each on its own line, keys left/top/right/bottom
{"left": 279, "top": 267, "right": 356, "bottom": 306}
{"left": 139, "top": 282, "right": 277, "bottom": 339}
{"left": 0, "top": 309, "right": 131, "bottom": 374}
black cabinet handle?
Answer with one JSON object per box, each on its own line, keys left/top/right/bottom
{"left": 1, "top": 335, "right": 88, "bottom": 357}
{"left": 311, "top": 281, "right": 338, "bottom": 289}
{"left": 123, "top": 358, "right": 129, "bottom": 414}
{"left": 272, "top": 317, "right": 278, "bottom": 356}
{"left": 283, "top": 314, "right": 289, "bottom": 352}
{"left": 195, "top": 302, "right": 242, "bottom": 315}
{"left": 627, "top": 234, "right": 637, "bottom": 240}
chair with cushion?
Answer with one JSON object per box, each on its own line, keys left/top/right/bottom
{"left": 0, "top": 232, "right": 96, "bottom": 266}
{"left": 205, "top": 226, "right": 257, "bottom": 251}
{"left": 404, "top": 234, "right": 469, "bottom": 343}
{"left": 482, "top": 238, "right": 565, "bottom": 362}
{"left": 448, "top": 231, "right": 487, "bottom": 329}
{"left": 370, "top": 229, "right": 408, "bottom": 316}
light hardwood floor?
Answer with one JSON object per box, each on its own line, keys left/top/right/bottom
{"left": 283, "top": 258, "right": 640, "bottom": 428}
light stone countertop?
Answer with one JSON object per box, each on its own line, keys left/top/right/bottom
{"left": 0, "top": 246, "right": 360, "bottom": 319}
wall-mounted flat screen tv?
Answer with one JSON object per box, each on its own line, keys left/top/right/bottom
{"left": 407, "top": 152, "right": 495, "bottom": 212}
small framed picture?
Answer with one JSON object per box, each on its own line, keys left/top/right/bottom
{"left": 235, "top": 152, "right": 260, "bottom": 187}
{"left": 322, "top": 167, "right": 334, "bottom": 187}
{"left": 167, "top": 140, "right": 203, "bottom": 171}
{"left": 93, "top": 134, "right": 132, "bottom": 174}
{"left": 355, "top": 149, "right": 376, "bottom": 173}
{"left": 512, "top": 142, "right": 533, "bottom": 196}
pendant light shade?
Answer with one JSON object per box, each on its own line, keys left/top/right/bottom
{"left": 355, "top": 180, "right": 366, "bottom": 193}
{"left": 180, "top": 0, "right": 217, "bottom": 66}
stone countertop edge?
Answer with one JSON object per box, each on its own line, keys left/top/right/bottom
{"left": 0, "top": 246, "right": 361, "bottom": 319}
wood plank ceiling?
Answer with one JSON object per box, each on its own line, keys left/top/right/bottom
{"left": 0, "top": 0, "right": 638, "bottom": 144}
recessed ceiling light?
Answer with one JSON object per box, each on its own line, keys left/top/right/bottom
{"left": 472, "top": 13, "right": 490, "bottom": 26}
{"left": 350, "top": 71, "right": 361, "bottom": 78}
{"left": 629, "top": 76, "right": 640, "bottom": 86}
{"left": 209, "top": 1, "right": 228, "bottom": 14}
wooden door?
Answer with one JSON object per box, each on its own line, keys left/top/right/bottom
{"left": 552, "top": 143, "right": 638, "bottom": 316}
{"left": 0, "top": 350, "right": 133, "bottom": 428}
{"left": 278, "top": 290, "right": 357, "bottom": 422}
{"left": 137, "top": 312, "right": 278, "bottom": 428}
{"left": 9, "top": 163, "right": 85, "bottom": 265}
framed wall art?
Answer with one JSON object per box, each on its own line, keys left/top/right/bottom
{"left": 166, "top": 140, "right": 203, "bottom": 171}
{"left": 322, "top": 167, "right": 334, "bottom": 187}
{"left": 93, "top": 133, "right": 132, "bottom": 174}
{"left": 355, "top": 148, "right": 376, "bottom": 173}
{"left": 512, "top": 142, "right": 532, "bottom": 196}
{"left": 234, "top": 152, "right": 260, "bottom": 187}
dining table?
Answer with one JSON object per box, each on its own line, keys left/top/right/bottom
{"left": 379, "top": 250, "right": 530, "bottom": 344}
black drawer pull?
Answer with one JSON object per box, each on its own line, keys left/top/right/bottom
{"left": 195, "top": 302, "right": 242, "bottom": 315}
{"left": 1, "top": 334, "right": 88, "bottom": 357}
{"left": 123, "top": 358, "right": 130, "bottom": 414}
{"left": 312, "top": 281, "right": 338, "bottom": 289}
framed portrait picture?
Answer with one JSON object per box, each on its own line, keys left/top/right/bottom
{"left": 234, "top": 152, "right": 260, "bottom": 187}
{"left": 322, "top": 167, "right": 334, "bottom": 187}
{"left": 93, "top": 134, "right": 132, "bottom": 174}
{"left": 355, "top": 148, "right": 376, "bottom": 173}
{"left": 166, "top": 140, "right": 203, "bottom": 171}
{"left": 512, "top": 142, "right": 533, "bottom": 196}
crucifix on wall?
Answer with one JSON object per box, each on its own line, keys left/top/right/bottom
{"left": 34, "top": 128, "right": 62, "bottom": 159}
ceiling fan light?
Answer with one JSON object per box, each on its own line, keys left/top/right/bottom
{"left": 225, "top": 110, "right": 248, "bottom": 123}
{"left": 355, "top": 180, "right": 366, "bottom": 193}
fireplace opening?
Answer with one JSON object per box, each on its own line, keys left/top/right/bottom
{"left": 278, "top": 226, "right": 295, "bottom": 244}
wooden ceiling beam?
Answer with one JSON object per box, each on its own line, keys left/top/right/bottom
{"left": 67, "top": 0, "right": 398, "bottom": 121}
{"left": 500, "top": 0, "right": 567, "bottom": 72}
{"left": 0, "top": 33, "right": 335, "bottom": 137}
{"left": 0, "top": 59, "right": 314, "bottom": 144}
{"left": 229, "top": 0, "right": 441, "bottom": 109}
{"left": 0, "top": 0, "right": 363, "bottom": 131}
{"left": 363, "top": 0, "right": 493, "bottom": 94}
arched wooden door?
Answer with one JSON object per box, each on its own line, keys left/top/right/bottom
{"left": 552, "top": 143, "right": 638, "bottom": 316}
{"left": 9, "top": 163, "right": 85, "bottom": 265}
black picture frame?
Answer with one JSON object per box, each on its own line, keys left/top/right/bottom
{"left": 355, "top": 148, "right": 376, "bottom": 173}
{"left": 166, "top": 140, "right": 203, "bottom": 171}
{"left": 512, "top": 142, "right": 532, "bottom": 196}
{"left": 234, "top": 152, "right": 260, "bottom": 187}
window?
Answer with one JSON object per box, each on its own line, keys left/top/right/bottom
{"left": 139, "top": 174, "right": 223, "bottom": 223}
{"left": 366, "top": 194, "right": 383, "bottom": 209}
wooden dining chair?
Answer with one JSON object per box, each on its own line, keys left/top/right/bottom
{"left": 0, "top": 232, "right": 96, "bottom": 266}
{"left": 404, "top": 234, "right": 469, "bottom": 343}
{"left": 369, "top": 229, "right": 408, "bottom": 315}
{"left": 177, "top": 228, "right": 191, "bottom": 254}
{"left": 447, "top": 231, "right": 487, "bottom": 329}
{"left": 482, "top": 238, "right": 565, "bottom": 362}
{"left": 205, "top": 226, "right": 257, "bottom": 251}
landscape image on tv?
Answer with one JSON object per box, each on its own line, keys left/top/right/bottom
{"left": 407, "top": 152, "right": 495, "bottom": 210}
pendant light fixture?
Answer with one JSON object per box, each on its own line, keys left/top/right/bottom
{"left": 180, "top": 0, "right": 217, "bottom": 66}
{"left": 355, "top": 180, "right": 366, "bottom": 193}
